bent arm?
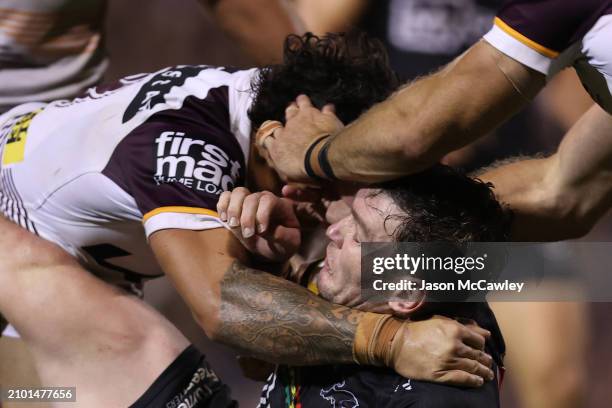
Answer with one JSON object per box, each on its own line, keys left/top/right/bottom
{"left": 479, "top": 104, "right": 612, "bottom": 240}
{"left": 327, "top": 40, "right": 545, "bottom": 182}
{"left": 150, "top": 227, "right": 359, "bottom": 365}
{"left": 149, "top": 226, "right": 494, "bottom": 387}
{"left": 200, "top": 0, "right": 304, "bottom": 64}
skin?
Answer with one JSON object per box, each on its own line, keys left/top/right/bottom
{"left": 479, "top": 104, "right": 612, "bottom": 241}
{"left": 317, "top": 189, "right": 428, "bottom": 316}
{"left": 154, "top": 219, "right": 495, "bottom": 381}
{"left": 0, "top": 215, "right": 190, "bottom": 407}
{"left": 480, "top": 76, "right": 597, "bottom": 408}
{"left": 217, "top": 187, "right": 496, "bottom": 381}
{"left": 200, "top": 0, "right": 304, "bottom": 64}
{"left": 260, "top": 7, "right": 599, "bottom": 408}
{"left": 293, "top": 0, "right": 367, "bottom": 35}
{"left": 2, "top": 34, "right": 536, "bottom": 398}
{"left": 0, "top": 142, "right": 494, "bottom": 408}
{"left": 263, "top": 40, "right": 545, "bottom": 183}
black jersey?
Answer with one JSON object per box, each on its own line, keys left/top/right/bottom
{"left": 260, "top": 303, "right": 504, "bottom": 408}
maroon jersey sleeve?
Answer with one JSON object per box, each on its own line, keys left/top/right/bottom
{"left": 496, "top": 0, "right": 611, "bottom": 55}
{"left": 484, "top": 0, "right": 612, "bottom": 74}
{"left": 103, "top": 88, "right": 247, "bottom": 236}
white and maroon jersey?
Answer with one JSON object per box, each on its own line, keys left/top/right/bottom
{"left": 483, "top": 0, "right": 612, "bottom": 113}
{"left": 0, "top": 0, "right": 108, "bottom": 113}
{"left": 0, "top": 65, "right": 256, "bottom": 287}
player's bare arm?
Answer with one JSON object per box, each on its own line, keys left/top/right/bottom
{"left": 294, "top": 0, "right": 368, "bottom": 35}
{"left": 264, "top": 40, "right": 545, "bottom": 183}
{"left": 149, "top": 222, "right": 494, "bottom": 387}
{"left": 200, "top": 0, "right": 304, "bottom": 64}
{"left": 479, "top": 104, "right": 612, "bottom": 241}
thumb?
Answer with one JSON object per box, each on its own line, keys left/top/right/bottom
{"left": 322, "top": 103, "right": 336, "bottom": 114}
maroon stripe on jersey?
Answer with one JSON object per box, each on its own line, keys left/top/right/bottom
{"left": 497, "top": 0, "right": 612, "bottom": 53}
{"left": 102, "top": 87, "right": 247, "bottom": 218}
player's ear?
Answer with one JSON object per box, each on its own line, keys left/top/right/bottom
{"left": 388, "top": 290, "right": 425, "bottom": 318}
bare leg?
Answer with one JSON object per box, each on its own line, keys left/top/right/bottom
{"left": 491, "top": 301, "right": 587, "bottom": 408}
{"left": 0, "top": 336, "right": 47, "bottom": 408}
{"left": 0, "top": 216, "right": 190, "bottom": 407}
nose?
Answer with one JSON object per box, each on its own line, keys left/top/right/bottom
{"left": 326, "top": 220, "right": 344, "bottom": 246}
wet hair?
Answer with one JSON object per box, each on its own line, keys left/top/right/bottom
{"left": 375, "top": 165, "right": 511, "bottom": 339}
{"left": 377, "top": 164, "right": 512, "bottom": 243}
{"left": 248, "top": 32, "right": 399, "bottom": 129}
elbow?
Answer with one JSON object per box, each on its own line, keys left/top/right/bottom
{"left": 511, "top": 184, "right": 597, "bottom": 241}
{"left": 189, "top": 295, "right": 226, "bottom": 342}
{"left": 193, "top": 313, "right": 221, "bottom": 343}
{"left": 542, "top": 187, "right": 598, "bottom": 240}
{"left": 193, "top": 307, "right": 223, "bottom": 342}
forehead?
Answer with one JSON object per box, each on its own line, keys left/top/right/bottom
{"left": 352, "top": 189, "right": 402, "bottom": 240}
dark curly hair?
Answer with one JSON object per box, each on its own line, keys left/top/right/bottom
{"left": 248, "top": 32, "right": 399, "bottom": 129}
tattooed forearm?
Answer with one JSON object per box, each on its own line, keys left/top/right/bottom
{"left": 216, "top": 260, "right": 363, "bottom": 365}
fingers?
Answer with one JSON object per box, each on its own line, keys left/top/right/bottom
{"left": 240, "top": 192, "right": 261, "bottom": 238}
{"left": 463, "top": 319, "right": 491, "bottom": 340}
{"left": 224, "top": 187, "right": 250, "bottom": 228}
{"left": 457, "top": 344, "right": 493, "bottom": 369}
{"left": 322, "top": 103, "right": 336, "bottom": 114}
{"left": 238, "top": 192, "right": 281, "bottom": 237}
{"left": 434, "top": 370, "right": 486, "bottom": 388}
{"left": 296, "top": 94, "right": 313, "bottom": 109}
{"left": 460, "top": 325, "right": 487, "bottom": 351}
{"left": 255, "top": 121, "right": 282, "bottom": 165}
{"left": 281, "top": 184, "right": 323, "bottom": 202}
{"left": 217, "top": 189, "right": 282, "bottom": 239}
{"left": 449, "top": 357, "right": 495, "bottom": 383}
{"left": 285, "top": 102, "right": 299, "bottom": 121}
{"left": 255, "top": 193, "right": 276, "bottom": 234}
{"left": 217, "top": 191, "right": 231, "bottom": 222}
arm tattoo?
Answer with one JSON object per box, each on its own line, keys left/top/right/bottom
{"left": 217, "top": 260, "right": 363, "bottom": 365}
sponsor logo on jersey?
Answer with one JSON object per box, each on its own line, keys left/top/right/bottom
{"left": 1, "top": 109, "right": 42, "bottom": 166}
{"left": 123, "top": 65, "right": 211, "bottom": 123}
{"left": 165, "top": 366, "right": 222, "bottom": 408}
{"left": 154, "top": 131, "right": 241, "bottom": 195}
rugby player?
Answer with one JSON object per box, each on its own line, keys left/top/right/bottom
{"left": 261, "top": 1, "right": 612, "bottom": 235}
{"left": 256, "top": 3, "right": 607, "bottom": 408}
{"left": 218, "top": 164, "right": 509, "bottom": 407}
{"left": 0, "top": 33, "right": 494, "bottom": 406}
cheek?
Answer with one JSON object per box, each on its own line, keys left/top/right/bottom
{"left": 339, "top": 242, "right": 362, "bottom": 284}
